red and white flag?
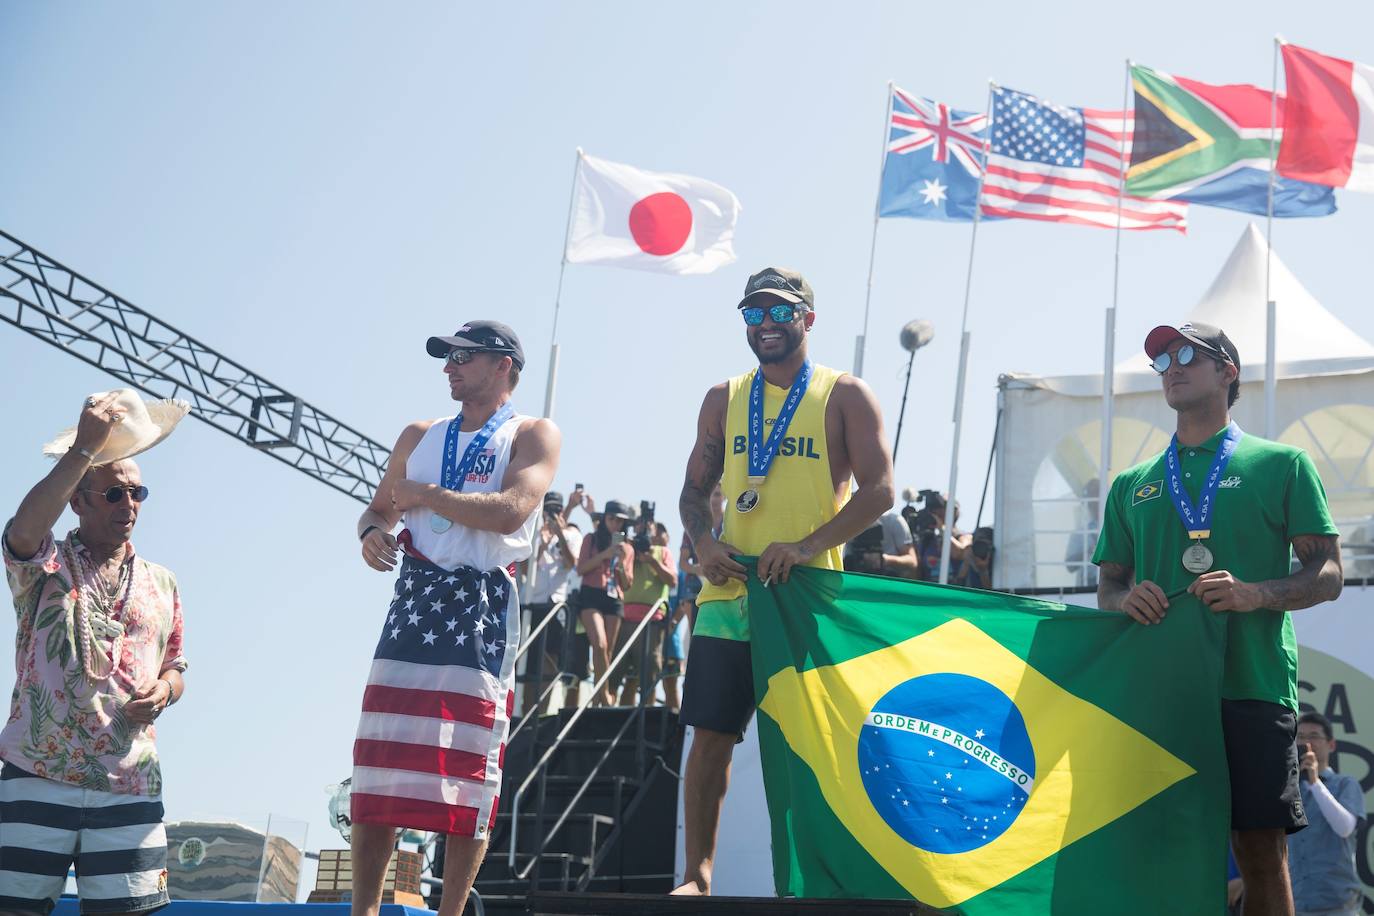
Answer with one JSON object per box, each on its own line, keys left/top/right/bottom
{"left": 1278, "top": 43, "right": 1374, "bottom": 192}
{"left": 564, "top": 151, "right": 742, "bottom": 275}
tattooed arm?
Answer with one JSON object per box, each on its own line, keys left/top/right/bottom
{"left": 1189, "top": 534, "right": 1343, "bottom": 613}
{"left": 1098, "top": 560, "right": 1172, "bottom": 626}
{"left": 679, "top": 384, "right": 745, "bottom": 586}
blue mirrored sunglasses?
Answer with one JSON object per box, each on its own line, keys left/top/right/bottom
{"left": 1151, "top": 343, "right": 1227, "bottom": 374}
{"left": 741, "top": 302, "right": 803, "bottom": 326}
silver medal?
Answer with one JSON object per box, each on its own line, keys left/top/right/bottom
{"left": 1181, "top": 542, "right": 1213, "bottom": 574}
{"left": 430, "top": 514, "right": 453, "bottom": 534}
{"left": 736, "top": 488, "right": 760, "bottom": 514}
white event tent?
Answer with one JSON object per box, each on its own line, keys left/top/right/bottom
{"left": 994, "top": 223, "right": 1374, "bottom": 591}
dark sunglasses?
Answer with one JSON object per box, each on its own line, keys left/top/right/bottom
{"left": 446, "top": 347, "right": 514, "bottom": 366}
{"left": 81, "top": 485, "right": 150, "bottom": 504}
{"left": 741, "top": 302, "right": 804, "bottom": 327}
{"left": 1151, "top": 343, "right": 1229, "bottom": 374}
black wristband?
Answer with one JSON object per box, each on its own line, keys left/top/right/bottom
{"left": 360, "top": 525, "right": 380, "bottom": 542}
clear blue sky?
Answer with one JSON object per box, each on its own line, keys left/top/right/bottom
{"left": 2, "top": 0, "right": 1371, "bottom": 874}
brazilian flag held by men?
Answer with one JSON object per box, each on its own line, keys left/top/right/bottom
{"left": 747, "top": 564, "right": 1231, "bottom": 914}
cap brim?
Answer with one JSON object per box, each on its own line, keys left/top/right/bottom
{"left": 1145, "top": 324, "right": 1223, "bottom": 360}
{"left": 738, "top": 288, "right": 805, "bottom": 308}
{"left": 426, "top": 334, "right": 525, "bottom": 368}
{"left": 426, "top": 334, "right": 487, "bottom": 358}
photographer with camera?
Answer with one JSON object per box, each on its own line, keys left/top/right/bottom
{"left": 518, "top": 490, "right": 584, "bottom": 715}
{"left": 843, "top": 511, "right": 919, "bottom": 578}
{"left": 575, "top": 499, "right": 635, "bottom": 707}
{"left": 903, "top": 489, "right": 970, "bottom": 582}
{"left": 611, "top": 506, "right": 678, "bottom": 707}
{"left": 1282, "top": 712, "right": 1366, "bottom": 916}
{"left": 953, "top": 526, "right": 996, "bottom": 590}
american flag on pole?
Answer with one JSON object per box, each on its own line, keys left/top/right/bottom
{"left": 351, "top": 556, "right": 519, "bottom": 837}
{"left": 981, "top": 86, "right": 1188, "bottom": 231}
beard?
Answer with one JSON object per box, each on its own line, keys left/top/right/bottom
{"left": 749, "top": 324, "right": 806, "bottom": 364}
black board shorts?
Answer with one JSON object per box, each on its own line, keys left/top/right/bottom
{"left": 678, "top": 635, "right": 754, "bottom": 741}
{"left": 1222, "top": 699, "right": 1307, "bottom": 833}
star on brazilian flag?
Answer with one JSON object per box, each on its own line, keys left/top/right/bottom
{"left": 746, "top": 563, "right": 1231, "bottom": 914}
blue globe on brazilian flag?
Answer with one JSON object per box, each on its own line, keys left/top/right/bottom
{"left": 747, "top": 564, "right": 1230, "bottom": 913}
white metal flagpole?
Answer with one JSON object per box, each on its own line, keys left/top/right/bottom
{"left": 938, "top": 82, "right": 995, "bottom": 585}
{"left": 854, "top": 81, "right": 896, "bottom": 378}
{"left": 1100, "top": 59, "right": 1132, "bottom": 527}
{"left": 1264, "top": 38, "right": 1283, "bottom": 438}
{"left": 542, "top": 147, "right": 583, "bottom": 422}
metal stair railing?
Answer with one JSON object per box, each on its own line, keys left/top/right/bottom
{"left": 508, "top": 598, "right": 569, "bottom": 742}
{"left": 505, "top": 596, "right": 668, "bottom": 883}
{"left": 573, "top": 614, "right": 679, "bottom": 892}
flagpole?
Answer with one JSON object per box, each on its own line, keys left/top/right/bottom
{"left": 1099, "top": 59, "right": 1132, "bottom": 534}
{"left": 542, "top": 147, "right": 583, "bottom": 422}
{"left": 938, "top": 82, "right": 995, "bottom": 585}
{"left": 1264, "top": 38, "right": 1283, "bottom": 438}
{"left": 855, "top": 81, "right": 896, "bottom": 379}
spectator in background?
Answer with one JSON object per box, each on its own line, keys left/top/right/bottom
{"left": 843, "top": 510, "right": 919, "bottom": 578}
{"left": 1065, "top": 478, "right": 1100, "bottom": 587}
{"left": 612, "top": 520, "right": 677, "bottom": 707}
{"left": 1287, "top": 712, "right": 1366, "bottom": 916}
{"left": 518, "top": 490, "right": 583, "bottom": 715}
{"left": 911, "top": 492, "right": 970, "bottom": 582}
{"left": 952, "top": 526, "right": 995, "bottom": 590}
{"left": 576, "top": 500, "right": 635, "bottom": 706}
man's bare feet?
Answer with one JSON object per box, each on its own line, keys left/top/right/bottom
{"left": 670, "top": 877, "right": 709, "bottom": 896}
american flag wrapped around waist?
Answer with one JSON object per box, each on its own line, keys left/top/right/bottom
{"left": 351, "top": 550, "right": 519, "bottom": 837}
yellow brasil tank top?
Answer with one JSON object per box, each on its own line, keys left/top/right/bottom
{"left": 697, "top": 362, "right": 850, "bottom": 603}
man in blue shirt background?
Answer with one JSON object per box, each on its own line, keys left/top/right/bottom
{"left": 1287, "top": 712, "right": 1366, "bottom": 916}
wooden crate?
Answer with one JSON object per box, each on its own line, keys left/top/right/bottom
{"left": 308, "top": 848, "right": 426, "bottom": 907}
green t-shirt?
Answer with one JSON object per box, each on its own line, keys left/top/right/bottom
{"left": 623, "top": 545, "right": 674, "bottom": 608}
{"left": 1093, "top": 426, "right": 1338, "bottom": 709}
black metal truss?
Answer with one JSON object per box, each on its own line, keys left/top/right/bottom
{"left": 0, "top": 229, "right": 389, "bottom": 503}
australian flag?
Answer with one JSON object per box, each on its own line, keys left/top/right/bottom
{"left": 878, "top": 85, "right": 990, "bottom": 221}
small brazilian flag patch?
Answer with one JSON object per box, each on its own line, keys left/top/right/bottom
{"left": 1132, "top": 480, "right": 1163, "bottom": 506}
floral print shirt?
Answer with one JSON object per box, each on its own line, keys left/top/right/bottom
{"left": 1, "top": 527, "right": 187, "bottom": 795}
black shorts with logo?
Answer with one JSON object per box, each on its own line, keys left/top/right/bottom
{"left": 1222, "top": 699, "right": 1307, "bottom": 833}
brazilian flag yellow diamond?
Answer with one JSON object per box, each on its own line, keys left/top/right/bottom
{"left": 757, "top": 618, "right": 1194, "bottom": 908}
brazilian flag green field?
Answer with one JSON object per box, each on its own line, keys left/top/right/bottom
{"left": 746, "top": 563, "right": 1231, "bottom": 914}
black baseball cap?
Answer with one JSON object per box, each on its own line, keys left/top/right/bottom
{"left": 543, "top": 491, "right": 565, "bottom": 513}
{"left": 426, "top": 320, "right": 525, "bottom": 369}
{"left": 737, "top": 267, "right": 815, "bottom": 310}
{"left": 1144, "top": 321, "right": 1239, "bottom": 366}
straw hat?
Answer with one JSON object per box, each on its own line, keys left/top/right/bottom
{"left": 43, "top": 389, "right": 191, "bottom": 465}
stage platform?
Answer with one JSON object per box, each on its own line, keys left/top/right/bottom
{"left": 53, "top": 904, "right": 430, "bottom": 916}
{"left": 526, "top": 892, "right": 943, "bottom": 915}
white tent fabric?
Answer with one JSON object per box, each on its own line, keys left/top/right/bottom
{"left": 995, "top": 224, "right": 1374, "bottom": 590}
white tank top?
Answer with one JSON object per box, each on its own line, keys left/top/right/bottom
{"left": 402, "top": 411, "right": 537, "bottom": 572}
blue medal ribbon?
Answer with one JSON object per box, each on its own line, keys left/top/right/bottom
{"left": 430, "top": 402, "right": 516, "bottom": 533}
{"left": 1164, "top": 421, "right": 1242, "bottom": 539}
{"left": 440, "top": 402, "right": 516, "bottom": 492}
{"left": 747, "top": 361, "right": 813, "bottom": 483}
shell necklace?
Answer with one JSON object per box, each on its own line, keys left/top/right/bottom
{"left": 61, "top": 536, "right": 134, "bottom": 682}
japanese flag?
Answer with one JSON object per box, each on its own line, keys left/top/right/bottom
{"left": 564, "top": 151, "right": 742, "bottom": 275}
